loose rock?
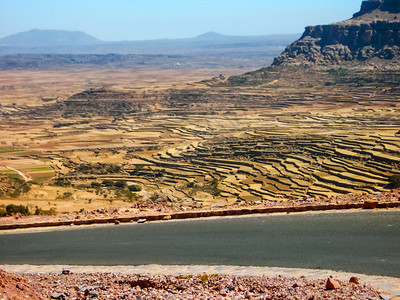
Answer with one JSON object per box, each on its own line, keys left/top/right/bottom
{"left": 349, "top": 276, "right": 360, "bottom": 284}
{"left": 325, "top": 277, "right": 341, "bottom": 290}
{"left": 50, "top": 292, "right": 67, "bottom": 299}
{"left": 18, "top": 272, "right": 383, "bottom": 300}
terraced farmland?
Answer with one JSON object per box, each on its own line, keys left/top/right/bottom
{"left": 1, "top": 67, "right": 400, "bottom": 209}
{"left": 44, "top": 109, "right": 400, "bottom": 206}
{"left": 137, "top": 124, "right": 399, "bottom": 202}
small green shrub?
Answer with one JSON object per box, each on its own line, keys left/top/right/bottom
{"left": 210, "top": 179, "right": 221, "bottom": 196}
{"left": 34, "top": 206, "right": 56, "bottom": 216}
{"left": 187, "top": 181, "right": 195, "bottom": 188}
{"left": 53, "top": 122, "right": 74, "bottom": 128}
{"left": 102, "top": 179, "right": 115, "bottom": 187}
{"left": 387, "top": 174, "right": 400, "bottom": 189}
{"left": 5, "top": 204, "right": 30, "bottom": 216}
{"left": 76, "top": 184, "right": 90, "bottom": 190}
{"left": 53, "top": 179, "right": 71, "bottom": 187}
{"left": 200, "top": 274, "right": 209, "bottom": 284}
{"left": 128, "top": 185, "right": 142, "bottom": 192}
{"left": 135, "top": 165, "right": 145, "bottom": 171}
{"left": 91, "top": 182, "right": 102, "bottom": 188}
{"left": 114, "top": 180, "right": 127, "bottom": 189}
{"left": 0, "top": 208, "right": 6, "bottom": 217}
{"left": 58, "top": 192, "right": 73, "bottom": 199}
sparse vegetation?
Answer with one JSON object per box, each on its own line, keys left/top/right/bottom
{"left": 128, "top": 184, "right": 142, "bottom": 192}
{"left": 34, "top": 206, "right": 56, "bottom": 216}
{"left": 53, "top": 120, "right": 89, "bottom": 128}
{"left": 0, "top": 175, "right": 31, "bottom": 198}
{"left": 58, "top": 192, "right": 73, "bottom": 200}
{"left": 74, "top": 163, "right": 121, "bottom": 175}
{"left": 200, "top": 274, "right": 209, "bottom": 284}
{"left": 186, "top": 178, "right": 221, "bottom": 197}
{"left": 0, "top": 204, "right": 30, "bottom": 217}
{"left": 209, "top": 179, "right": 222, "bottom": 196}
{"left": 186, "top": 182, "right": 195, "bottom": 188}
{"left": 70, "top": 180, "right": 144, "bottom": 200}
{"left": 227, "top": 75, "right": 249, "bottom": 86}
{"left": 386, "top": 175, "right": 400, "bottom": 189}
{"left": 41, "top": 97, "right": 56, "bottom": 102}
{"left": 53, "top": 122, "right": 75, "bottom": 128}
{"left": 52, "top": 179, "right": 72, "bottom": 187}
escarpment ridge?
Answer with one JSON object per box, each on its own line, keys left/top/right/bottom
{"left": 273, "top": 0, "right": 400, "bottom": 66}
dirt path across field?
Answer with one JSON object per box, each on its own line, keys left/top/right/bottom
{"left": 6, "top": 166, "right": 31, "bottom": 182}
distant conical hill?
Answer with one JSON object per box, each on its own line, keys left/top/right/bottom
{"left": 273, "top": 0, "right": 400, "bottom": 66}
{"left": 0, "top": 29, "right": 103, "bottom": 47}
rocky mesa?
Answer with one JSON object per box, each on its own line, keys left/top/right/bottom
{"left": 273, "top": 0, "right": 400, "bottom": 66}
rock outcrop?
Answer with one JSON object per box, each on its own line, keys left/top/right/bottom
{"left": 353, "top": 0, "right": 384, "bottom": 18}
{"left": 273, "top": 0, "right": 400, "bottom": 66}
{"left": 380, "top": 0, "right": 400, "bottom": 13}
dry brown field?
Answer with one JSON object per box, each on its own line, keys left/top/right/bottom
{"left": 0, "top": 68, "right": 250, "bottom": 106}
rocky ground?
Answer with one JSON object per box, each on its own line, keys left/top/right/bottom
{"left": 0, "top": 269, "right": 390, "bottom": 300}
{"left": 0, "top": 269, "right": 43, "bottom": 300}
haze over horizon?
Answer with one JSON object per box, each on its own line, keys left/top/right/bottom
{"left": 1, "top": 0, "right": 361, "bottom": 41}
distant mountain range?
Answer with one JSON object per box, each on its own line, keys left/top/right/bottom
{"left": 0, "top": 29, "right": 300, "bottom": 57}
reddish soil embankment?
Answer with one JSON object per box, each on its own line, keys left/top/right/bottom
{"left": 0, "top": 269, "right": 43, "bottom": 300}
{"left": 1, "top": 189, "right": 399, "bottom": 231}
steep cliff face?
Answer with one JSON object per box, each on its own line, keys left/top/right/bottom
{"left": 273, "top": 0, "right": 400, "bottom": 66}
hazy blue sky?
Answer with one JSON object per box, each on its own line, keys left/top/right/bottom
{"left": 1, "top": 0, "right": 362, "bottom": 41}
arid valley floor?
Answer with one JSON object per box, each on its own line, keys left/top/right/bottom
{"left": 0, "top": 64, "right": 399, "bottom": 216}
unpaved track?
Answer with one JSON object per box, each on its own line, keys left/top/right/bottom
{"left": 6, "top": 167, "right": 31, "bottom": 182}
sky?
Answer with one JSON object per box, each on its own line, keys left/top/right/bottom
{"left": 0, "top": 0, "right": 362, "bottom": 41}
